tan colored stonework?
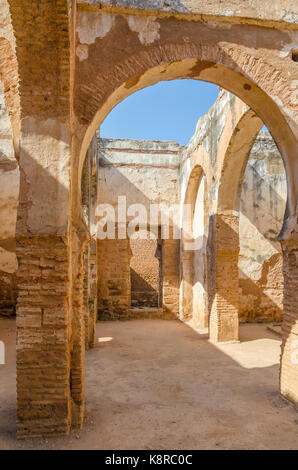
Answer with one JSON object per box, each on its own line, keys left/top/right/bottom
{"left": 0, "top": 0, "right": 295, "bottom": 437}
{"left": 96, "top": 138, "right": 181, "bottom": 319}
{"left": 239, "top": 133, "right": 286, "bottom": 322}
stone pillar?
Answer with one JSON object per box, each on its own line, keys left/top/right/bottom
{"left": 9, "top": 0, "right": 77, "bottom": 438}
{"left": 69, "top": 229, "right": 86, "bottom": 430}
{"left": 15, "top": 119, "right": 74, "bottom": 438}
{"left": 87, "top": 143, "right": 98, "bottom": 345}
{"left": 162, "top": 238, "right": 180, "bottom": 317}
{"left": 16, "top": 235, "right": 71, "bottom": 437}
{"left": 208, "top": 214, "right": 239, "bottom": 343}
{"left": 180, "top": 249, "right": 194, "bottom": 321}
{"left": 280, "top": 239, "right": 298, "bottom": 406}
{"left": 83, "top": 243, "right": 90, "bottom": 349}
{"left": 82, "top": 237, "right": 97, "bottom": 349}
{"left": 88, "top": 238, "right": 97, "bottom": 346}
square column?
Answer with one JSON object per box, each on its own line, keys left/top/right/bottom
{"left": 208, "top": 214, "right": 240, "bottom": 343}
{"left": 280, "top": 240, "right": 298, "bottom": 406}
{"left": 16, "top": 235, "right": 71, "bottom": 437}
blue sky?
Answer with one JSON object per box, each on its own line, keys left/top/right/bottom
{"left": 101, "top": 80, "right": 220, "bottom": 146}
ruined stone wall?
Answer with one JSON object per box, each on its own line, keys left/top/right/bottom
{"left": 0, "top": 1, "right": 19, "bottom": 316}
{"left": 130, "top": 237, "right": 160, "bottom": 308}
{"left": 94, "top": 109, "right": 286, "bottom": 324}
{"left": 96, "top": 138, "right": 181, "bottom": 319}
{"left": 0, "top": 0, "right": 294, "bottom": 433}
{"left": 79, "top": 0, "right": 298, "bottom": 24}
{"left": 97, "top": 235, "right": 131, "bottom": 320}
{"left": 179, "top": 91, "right": 234, "bottom": 327}
{"left": 0, "top": 82, "right": 19, "bottom": 315}
{"left": 179, "top": 91, "right": 286, "bottom": 324}
{"left": 239, "top": 132, "right": 286, "bottom": 322}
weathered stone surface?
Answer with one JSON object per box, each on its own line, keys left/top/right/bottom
{"left": 0, "top": 0, "right": 296, "bottom": 438}
{"left": 0, "top": 80, "right": 19, "bottom": 314}
{"left": 239, "top": 132, "right": 286, "bottom": 322}
{"left": 97, "top": 138, "right": 180, "bottom": 319}
{"left": 179, "top": 91, "right": 287, "bottom": 341}
{"left": 79, "top": 1, "right": 298, "bottom": 25}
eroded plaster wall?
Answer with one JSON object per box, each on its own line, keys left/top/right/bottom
{"left": 94, "top": 103, "right": 285, "bottom": 323}
{"left": 79, "top": 0, "right": 298, "bottom": 24}
{"left": 96, "top": 138, "right": 181, "bottom": 319}
{"left": 179, "top": 91, "right": 285, "bottom": 324}
{"left": 239, "top": 132, "right": 286, "bottom": 322}
{"left": 0, "top": 1, "right": 19, "bottom": 316}
{"left": 0, "top": 81, "right": 19, "bottom": 315}
{"left": 1, "top": 0, "right": 295, "bottom": 435}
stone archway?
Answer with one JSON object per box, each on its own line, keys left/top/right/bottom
{"left": 180, "top": 165, "right": 208, "bottom": 328}
{"left": 208, "top": 106, "right": 264, "bottom": 343}
{"left": 71, "top": 9, "right": 298, "bottom": 431}
{"left": 4, "top": 1, "right": 296, "bottom": 437}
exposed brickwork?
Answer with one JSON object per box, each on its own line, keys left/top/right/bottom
{"left": 8, "top": 0, "right": 72, "bottom": 119}
{"left": 16, "top": 236, "right": 71, "bottom": 437}
{"left": 70, "top": 243, "right": 85, "bottom": 429}
{"left": 130, "top": 238, "right": 160, "bottom": 308}
{"left": 0, "top": 0, "right": 296, "bottom": 438}
{"left": 280, "top": 240, "right": 298, "bottom": 406}
{"left": 7, "top": 0, "right": 76, "bottom": 438}
{"left": 97, "top": 236, "right": 131, "bottom": 320}
{"left": 208, "top": 214, "right": 239, "bottom": 343}
{"left": 87, "top": 238, "right": 97, "bottom": 346}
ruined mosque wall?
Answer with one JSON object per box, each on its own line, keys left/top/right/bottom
{"left": 96, "top": 123, "right": 286, "bottom": 323}
{"left": 179, "top": 91, "right": 241, "bottom": 325}
{"left": 179, "top": 90, "right": 286, "bottom": 322}
{"left": 239, "top": 132, "right": 286, "bottom": 322}
{"left": 0, "top": 99, "right": 286, "bottom": 323}
{"left": 96, "top": 138, "right": 181, "bottom": 319}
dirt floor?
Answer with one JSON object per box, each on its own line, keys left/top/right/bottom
{"left": 0, "top": 317, "right": 297, "bottom": 450}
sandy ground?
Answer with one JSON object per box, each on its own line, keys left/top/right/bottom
{"left": 0, "top": 317, "right": 297, "bottom": 450}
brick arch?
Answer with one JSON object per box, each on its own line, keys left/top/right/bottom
{"left": 182, "top": 164, "right": 206, "bottom": 239}
{"left": 180, "top": 164, "right": 208, "bottom": 325}
{"left": 75, "top": 33, "right": 297, "bottom": 234}
{"left": 217, "top": 108, "right": 264, "bottom": 215}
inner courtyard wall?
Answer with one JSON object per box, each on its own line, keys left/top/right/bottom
{"left": 239, "top": 132, "right": 286, "bottom": 322}
{"left": 96, "top": 137, "right": 181, "bottom": 319}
